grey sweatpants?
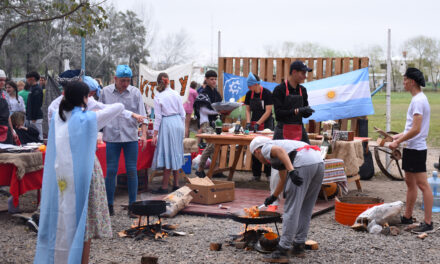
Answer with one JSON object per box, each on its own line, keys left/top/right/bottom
{"left": 198, "top": 122, "right": 215, "bottom": 171}
{"left": 279, "top": 162, "right": 324, "bottom": 248}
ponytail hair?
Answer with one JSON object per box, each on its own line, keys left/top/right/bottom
{"left": 156, "top": 72, "right": 169, "bottom": 92}
{"left": 58, "top": 81, "right": 89, "bottom": 121}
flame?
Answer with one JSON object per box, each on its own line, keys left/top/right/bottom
{"left": 238, "top": 224, "right": 274, "bottom": 234}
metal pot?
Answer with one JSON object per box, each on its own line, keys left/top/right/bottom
{"left": 129, "top": 200, "right": 167, "bottom": 216}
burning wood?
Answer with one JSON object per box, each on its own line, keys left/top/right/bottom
{"left": 119, "top": 217, "right": 183, "bottom": 241}
{"left": 243, "top": 206, "right": 260, "bottom": 218}
{"left": 229, "top": 225, "right": 278, "bottom": 252}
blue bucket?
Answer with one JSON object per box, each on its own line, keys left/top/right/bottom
{"left": 182, "top": 153, "right": 192, "bottom": 174}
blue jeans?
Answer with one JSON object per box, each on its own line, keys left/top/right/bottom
{"left": 105, "top": 141, "right": 138, "bottom": 206}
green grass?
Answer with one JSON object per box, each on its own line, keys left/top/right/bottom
{"left": 369, "top": 91, "right": 440, "bottom": 147}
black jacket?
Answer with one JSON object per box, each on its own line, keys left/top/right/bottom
{"left": 199, "top": 86, "right": 222, "bottom": 125}
{"left": 272, "top": 81, "right": 310, "bottom": 123}
{"left": 26, "top": 84, "right": 43, "bottom": 120}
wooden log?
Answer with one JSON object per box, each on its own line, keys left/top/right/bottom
{"left": 235, "top": 241, "right": 246, "bottom": 249}
{"left": 389, "top": 226, "right": 400, "bottom": 236}
{"left": 351, "top": 223, "right": 367, "bottom": 232}
{"left": 210, "top": 242, "right": 223, "bottom": 251}
{"left": 141, "top": 255, "right": 158, "bottom": 264}
{"left": 417, "top": 233, "right": 428, "bottom": 239}
{"left": 305, "top": 240, "right": 319, "bottom": 250}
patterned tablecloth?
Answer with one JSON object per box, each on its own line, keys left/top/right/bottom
{"left": 323, "top": 158, "right": 348, "bottom": 194}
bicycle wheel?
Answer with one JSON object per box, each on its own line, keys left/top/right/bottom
{"left": 374, "top": 146, "right": 405, "bottom": 181}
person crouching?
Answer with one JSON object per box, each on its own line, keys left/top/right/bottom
{"left": 249, "top": 136, "right": 324, "bottom": 262}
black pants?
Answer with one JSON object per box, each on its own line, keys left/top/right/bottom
{"left": 252, "top": 155, "right": 271, "bottom": 178}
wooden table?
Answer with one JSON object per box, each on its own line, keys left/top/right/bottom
{"left": 310, "top": 137, "right": 370, "bottom": 192}
{"left": 196, "top": 133, "right": 272, "bottom": 180}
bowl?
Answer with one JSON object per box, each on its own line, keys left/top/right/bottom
{"left": 222, "top": 123, "right": 233, "bottom": 132}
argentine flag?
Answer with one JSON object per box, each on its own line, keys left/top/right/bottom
{"left": 303, "top": 67, "right": 374, "bottom": 123}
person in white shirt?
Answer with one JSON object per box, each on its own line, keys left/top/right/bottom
{"left": 151, "top": 72, "right": 186, "bottom": 194}
{"left": 249, "top": 136, "right": 324, "bottom": 261}
{"left": 389, "top": 67, "right": 433, "bottom": 233}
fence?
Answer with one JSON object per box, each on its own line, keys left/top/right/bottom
{"left": 217, "top": 57, "right": 370, "bottom": 171}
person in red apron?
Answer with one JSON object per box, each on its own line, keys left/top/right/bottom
{"left": 272, "top": 60, "right": 314, "bottom": 143}
{"left": 244, "top": 72, "right": 274, "bottom": 181}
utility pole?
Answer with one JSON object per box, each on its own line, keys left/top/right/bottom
{"left": 218, "top": 31, "right": 221, "bottom": 59}
{"left": 386, "top": 29, "right": 392, "bottom": 170}
{"left": 81, "top": 37, "right": 85, "bottom": 77}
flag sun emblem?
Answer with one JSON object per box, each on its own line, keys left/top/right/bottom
{"left": 327, "top": 90, "right": 336, "bottom": 99}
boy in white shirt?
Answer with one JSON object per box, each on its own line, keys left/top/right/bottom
{"left": 389, "top": 67, "right": 433, "bottom": 233}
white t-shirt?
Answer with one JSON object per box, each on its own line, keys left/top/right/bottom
{"left": 403, "top": 92, "right": 430, "bottom": 150}
{"left": 261, "top": 140, "right": 323, "bottom": 168}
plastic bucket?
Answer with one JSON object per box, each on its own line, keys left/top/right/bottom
{"left": 182, "top": 153, "right": 192, "bottom": 174}
{"left": 335, "top": 196, "right": 384, "bottom": 226}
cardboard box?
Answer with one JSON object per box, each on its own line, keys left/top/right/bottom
{"left": 186, "top": 180, "right": 235, "bottom": 205}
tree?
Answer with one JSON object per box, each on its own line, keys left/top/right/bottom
{"left": 0, "top": 0, "right": 107, "bottom": 50}
{"left": 403, "top": 36, "right": 440, "bottom": 90}
{"left": 153, "top": 29, "right": 192, "bottom": 70}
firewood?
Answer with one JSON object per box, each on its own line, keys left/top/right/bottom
{"left": 404, "top": 223, "right": 419, "bottom": 232}
{"left": 305, "top": 240, "right": 319, "bottom": 250}
{"left": 389, "top": 226, "right": 400, "bottom": 236}
{"left": 417, "top": 233, "right": 428, "bottom": 239}
{"left": 210, "top": 242, "right": 222, "bottom": 251}
{"left": 141, "top": 255, "right": 158, "bottom": 264}
{"left": 235, "top": 241, "right": 246, "bottom": 249}
{"left": 351, "top": 223, "right": 367, "bottom": 232}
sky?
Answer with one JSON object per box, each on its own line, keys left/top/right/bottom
{"left": 110, "top": 0, "right": 440, "bottom": 65}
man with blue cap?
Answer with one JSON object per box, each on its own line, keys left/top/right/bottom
{"left": 244, "top": 72, "right": 274, "bottom": 182}
{"left": 99, "top": 65, "right": 148, "bottom": 218}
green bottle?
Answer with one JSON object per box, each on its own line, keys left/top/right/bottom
{"left": 215, "top": 115, "right": 223, "bottom": 135}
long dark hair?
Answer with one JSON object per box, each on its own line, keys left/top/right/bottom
{"left": 6, "top": 81, "right": 19, "bottom": 102}
{"left": 58, "top": 81, "right": 89, "bottom": 122}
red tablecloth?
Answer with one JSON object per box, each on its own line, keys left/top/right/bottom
{"left": 95, "top": 140, "right": 155, "bottom": 176}
{"left": 0, "top": 140, "right": 155, "bottom": 207}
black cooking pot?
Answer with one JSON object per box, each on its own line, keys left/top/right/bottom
{"left": 230, "top": 211, "right": 282, "bottom": 225}
{"left": 129, "top": 200, "right": 167, "bottom": 216}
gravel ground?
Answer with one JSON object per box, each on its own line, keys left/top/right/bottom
{"left": 0, "top": 146, "right": 439, "bottom": 263}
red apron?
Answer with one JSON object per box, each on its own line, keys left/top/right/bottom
{"left": 282, "top": 80, "right": 303, "bottom": 140}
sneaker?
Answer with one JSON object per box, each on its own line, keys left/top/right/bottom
{"left": 151, "top": 187, "right": 169, "bottom": 194}
{"left": 401, "top": 215, "right": 414, "bottom": 225}
{"left": 411, "top": 222, "right": 434, "bottom": 234}
{"left": 108, "top": 204, "right": 114, "bottom": 216}
{"left": 291, "top": 242, "right": 305, "bottom": 258}
{"left": 267, "top": 205, "right": 278, "bottom": 212}
{"left": 26, "top": 219, "right": 38, "bottom": 233}
{"left": 195, "top": 170, "right": 206, "bottom": 178}
{"left": 264, "top": 245, "right": 290, "bottom": 263}
{"left": 31, "top": 213, "right": 39, "bottom": 226}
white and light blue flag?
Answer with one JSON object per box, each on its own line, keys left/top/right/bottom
{"left": 222, "top": 67, "right": 374, "bottom": 122}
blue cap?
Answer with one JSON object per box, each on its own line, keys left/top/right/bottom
{"left": 247, "top": 72, "right": 260, "bottom": 87}
{"left": 115, "top": 65, "right": 132, "bottom": 78}
{"left": 83, "top": 76, "right": 101, "bottom": 98}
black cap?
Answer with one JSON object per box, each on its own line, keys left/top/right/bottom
{"left": 290, "top": 60, "right": 312, "bottom": 74}
{"left": 404, "top": 67, "right": 425, "bottom": 87}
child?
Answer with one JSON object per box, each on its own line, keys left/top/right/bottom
{"left": 10, "top": 111, "right": 41, "bottom": 144}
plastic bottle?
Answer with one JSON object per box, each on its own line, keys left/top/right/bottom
{"left": 215, "top": 115, "right": 223, "bottom": 135}
{"left": 430, "top": 171, "right": 440, "bottom": 212}
{"left": 322, "top": 132, "right": 333, "bottom": 154}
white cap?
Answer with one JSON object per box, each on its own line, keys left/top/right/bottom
{"left": 0, "top": 69, "right": 6, "bottom": 78}
{"left": 249, "top": 136, "right": 271, "bottom": 154}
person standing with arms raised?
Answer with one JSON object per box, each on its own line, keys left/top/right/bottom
{"left": 272, "top": 60, "right": 315, "bottom": 143}
{"left": 244, "top": 72, "right": 274, "bottom": 181}
{"left": 99, "top": 65, "right": 148, "bottom": 217}
{"left": 389, "top": 68, "right": 433, "bottom": 233}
